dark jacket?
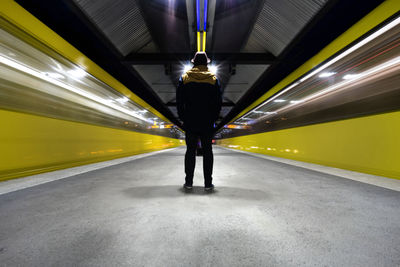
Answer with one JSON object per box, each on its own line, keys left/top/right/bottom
{"left": 177, "top": 65, "right": 222, "bottom": 133}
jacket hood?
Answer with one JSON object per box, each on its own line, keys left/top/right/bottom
{"left": 181, "top": 65, "right": 217, "bottom": 85}
{"left": 186, "top": 65, "right": 214, "bottom": 81}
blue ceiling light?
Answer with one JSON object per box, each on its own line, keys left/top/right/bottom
{"left": 196, "top": 0, "right": 208, "bottom": 52}
{"left": 204, "top": 0, "right": 208, "bottom": 31}
{"left": 196, "top": 0, "right": 200, "bottom": 31}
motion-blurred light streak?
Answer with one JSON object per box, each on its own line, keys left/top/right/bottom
{"left": 0, "top": 55, "right": 149, "bottom": 122}
{"left": 233, "top": 15, "right": 400, "bottom": 127}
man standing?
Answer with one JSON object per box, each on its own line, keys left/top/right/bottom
{"left": 177, "top": 52, "right": 222, "bottom": 191}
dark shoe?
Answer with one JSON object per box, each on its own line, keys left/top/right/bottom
{"left": 204, "top": 184, "right": 214, "bottom": 191}
{"left": 183, "top": 183, "right": 193, "bottom": 190}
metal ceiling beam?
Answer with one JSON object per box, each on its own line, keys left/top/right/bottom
{"left": 185, "top": 0, "right": 195, "bottom": 50}
{"left": 205, "top": 0, "right": 216, "bottom": 51}
{"left": 239, "top": 0, "right": 265, "bottom": 51}
{"left": 166, "top": 102, "right": 235, "bottom": 107}
{"left": 122, "top": 53, "right": 276, "bottom": 64}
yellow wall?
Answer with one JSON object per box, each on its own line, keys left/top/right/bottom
{"left": 218, "top": 111, "right": 400, "bottom": 179}
{"left": 0, "top": 109, "right": 182, "bottom": 181}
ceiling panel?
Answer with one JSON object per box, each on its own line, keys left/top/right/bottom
{"left": 223, "top": 64, "right": 269, "bottom": 103}
{"left": 242, "top": 0, "right": 328, "bottom": 56}
{"left": 211, "top": 0, "right": 262, "bottom": 53}
{"left": 132, "top": 65, "right": 176, "bottom": 104}
{"left": 74, "top": 0, "right": 159, "bottom": 55}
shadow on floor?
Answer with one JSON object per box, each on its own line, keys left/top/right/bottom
{"left": 122, "top": 185, "right": 269, "bottom": 201}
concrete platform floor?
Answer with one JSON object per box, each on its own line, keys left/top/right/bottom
{"left": 0, "top": 146, "right": 399, "bottom": 266}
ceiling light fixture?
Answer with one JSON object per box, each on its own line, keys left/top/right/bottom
{"left": 342, "top": 74, "right": 360, "bottom": 80}
{"left": 67, "top": 68, "right": 86, "bottom": 78}
{"left": 318, "top": 72, "right": 336, "bottom": 78}
{"left": 256, "top": 82, "right": 299, "bottom": 110}
{"left": 183, "top": 64, "right": 192, "bottom": 74}
{"left": 116, "top": 97, "right": 130, "bottom": 104}
{"left": 44, "top": 72, "right": 65, "bottom": 79}
{"left": 209, "top": 65, "right": 218, "bottom": 75}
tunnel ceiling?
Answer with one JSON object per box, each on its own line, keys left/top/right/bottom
{"left": 16, "top": 0, "right": 385, "bottom": 128}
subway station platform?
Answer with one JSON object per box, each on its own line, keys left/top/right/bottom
{"left": 1, "top": 1, "right": 400, "bottom": 266}
{"left": 1, "top": 146, "right": 399, "bottom": 266}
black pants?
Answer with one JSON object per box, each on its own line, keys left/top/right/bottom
{"left": 184, "top": 131, "right": 213, "bottom": 186}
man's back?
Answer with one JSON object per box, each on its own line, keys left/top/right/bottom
{"left": 177, "top": 65, "right": 222, "bottom": 132}
{"left": 178, "top": 52, "right": 221, "bottom": 190}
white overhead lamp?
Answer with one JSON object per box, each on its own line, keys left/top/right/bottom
{"left": 44, "top": 72, "right": 65, "bottom": 79}
{"left": 256, "top": 82, "right": 299, "bottom": 109}
{"left": 318, "top": 72, "right": 336, "bottom": 78}
{"left": 274, "top": 99, "right": 286, "bottom": 103}
{"left": 116, "top": 97, "right": 130, "bottom": 104}
{"left": 183, "top": 64, "right": 192, "bottom": 74}
{"left": 342, "top": 74, "right": 360, "bottom": 80}
{"left": 252, "top": 111, "right": 278, "bottom": 115}
{"left": 252, "top": 110, "right": 277, "bottom": 114}
{"left": 67, "top": 68, "right": 86, "bottom": 78}
{"left": 209, "top": 64, "right": 218, "bottom": 75}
